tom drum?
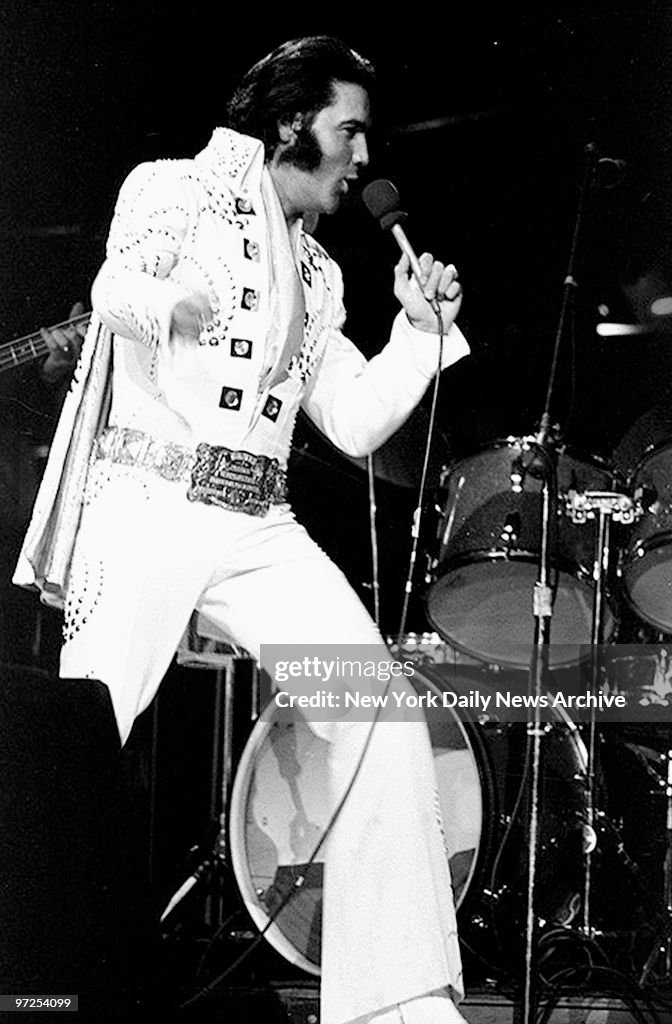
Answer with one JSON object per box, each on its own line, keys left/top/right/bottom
{"left": 426, "top": 438, "right": 616, "bottom": 669}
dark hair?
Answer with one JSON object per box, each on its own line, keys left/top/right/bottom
{"left": 227, "top": 36, "right": 376, "bottom": 155}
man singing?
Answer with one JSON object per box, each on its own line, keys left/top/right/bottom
{"left": 17, "top": 36, "right": 469, "bottom": 1024}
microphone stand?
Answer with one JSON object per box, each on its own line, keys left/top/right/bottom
{"left": 518, "top": 143, "right": 599, "bottom": 1024}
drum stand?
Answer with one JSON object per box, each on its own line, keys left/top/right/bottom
{"left": 564, "top": 487, "right": 637, "bottom": 936}
{"left": 638, "top": 743, "right": 672, "bottom": 985}
{"left": 516, "top": 451, "right": 635, "bottom": 1024}
{"left": 160, "top": 646, "right": 259, "bottom": 932}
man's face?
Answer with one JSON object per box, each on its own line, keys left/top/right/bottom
{"left": 279, "top": 81, "right": 371, "bottom": 217}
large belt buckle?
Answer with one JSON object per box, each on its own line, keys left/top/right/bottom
{"left": 187, "top": 444, "right": 278, "bottom": 516}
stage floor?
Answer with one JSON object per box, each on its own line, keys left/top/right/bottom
{"left": 177, "top": 980, "right": 672, "bottom": 1024}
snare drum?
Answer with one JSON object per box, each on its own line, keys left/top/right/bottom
{"left": 425, "top": 438, "right": 616, "bottom": 669}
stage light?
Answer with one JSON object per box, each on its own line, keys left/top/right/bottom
{"left": 650, "top": 295, "right": 672, "bottom": 317}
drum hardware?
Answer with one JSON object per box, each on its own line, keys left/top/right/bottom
{"left": 386, "top": 631, "right": 484, "bottom": 667}
{"left": 425, "top": 451, "right": 653, "bottom": 1001}
{"left": 511, "top": 443, "right": 553, "bottom": 491}
{"left": 633, "top": 482, "right": 658, "bottom": 514}
{"left": 594, "top": 805, "right": 655, "bottom": 923}
{"left": 638, "top": 745, "right": 672, "bottom": 985}
{"left": 424, "top": 440, "right": 624, "bottom": 1001}
{"left": 564, "top": 489, "right": 638, "bottom": 526}
{"left": 562, "top": 489, "right": 638, "bottom": 946}
{"left": 563, "top": 487, "right": 638, "bottom": 948}
{"left": 510, "top": 454, "right": 525, "bottom": 493}
{"left": 161, "top": 617, "right": 258, "bottom": 932}
{"left": 501, "top": 512, "right": 520, "bottom": 551}
{"left": 588, "top": 644, "right": 672, "bottom": 990}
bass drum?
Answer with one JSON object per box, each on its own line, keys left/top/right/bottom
{"left": 229, "top": 666, "right": 588, "bottom": 977}
{"left": 426, "top": 438, "right": 616, "bottom": 669}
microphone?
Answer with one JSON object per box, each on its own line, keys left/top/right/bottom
{"left": 362, "top": 179, "right": 425, "bottom": 286}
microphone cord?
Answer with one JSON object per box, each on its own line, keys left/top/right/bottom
{"left": 397, "top": 299, "right": 445, "bottom": 643}
{"left": 367, "top": 453, "right": 381, "bottom": 628}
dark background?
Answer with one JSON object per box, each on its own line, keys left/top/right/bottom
{"left": 2, "top": 1, "right": 672, "bottom": 632}
{"left": 2, "top": 7, "right": 672, "bottom": 1011}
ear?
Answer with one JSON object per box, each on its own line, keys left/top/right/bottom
{"left": 277, "top": 113, "right": 304, "bottom": 143}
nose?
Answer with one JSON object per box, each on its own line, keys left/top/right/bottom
{"left": 353, "top": 133, "right": 369, "bottom": 168}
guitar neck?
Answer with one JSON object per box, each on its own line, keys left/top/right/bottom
{"left": 0, "top": 313, "right": 90, "bottom": 375}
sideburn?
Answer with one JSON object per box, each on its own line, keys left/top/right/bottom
{"left": 276, "top": 125, "right": 324, "bottom": 173}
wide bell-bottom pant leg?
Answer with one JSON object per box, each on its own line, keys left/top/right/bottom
{"left": 196, "top": 510, "right": 466, "bottom": 1024}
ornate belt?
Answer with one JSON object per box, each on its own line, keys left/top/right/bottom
{"left": 93, "top": 426, "right": 288, "bottom": 516}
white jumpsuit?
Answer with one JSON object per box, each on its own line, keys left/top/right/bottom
{"left": 57, "top": 128, "right": 470, "bottom": 1024}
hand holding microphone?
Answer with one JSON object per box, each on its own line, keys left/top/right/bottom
{"left": 393, "top": 252, "right": 462, "bottom": 333}
{"left": 362, "top": 179, "right": 462, "bottom": 334}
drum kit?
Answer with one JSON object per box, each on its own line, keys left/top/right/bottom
{"left": 200, "top": 423, "right": 672, "bottom": 999}
{"left": 421, "top": 426, "right": 672, "bottom": 985}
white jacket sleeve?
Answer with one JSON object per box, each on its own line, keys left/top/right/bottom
{"left": 302, "top": 266, "right": 470, "bottom": 458}
{"left": 90, "top": 161, "right": 194, "bottom": 350}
